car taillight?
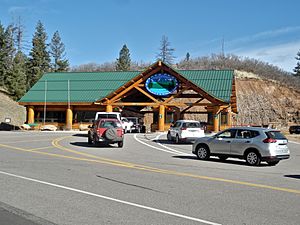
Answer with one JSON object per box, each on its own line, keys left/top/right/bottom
{"left": 97, "top": 128, "right": 101, "bottom": 136}
{"left": 180, "top": 127, "right": 187, "bottom": 130}
{"left": 263, "top": 138, "right": 277, "bottom": 143}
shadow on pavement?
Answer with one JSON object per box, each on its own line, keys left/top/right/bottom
{"left": 70, "top": 142, "right": 117, "bottom": 148}
{"left": 153, "top": 139, "right": 193, "bottom": 145}
{"left": 72, "top": 133, "right": 88, "bottom": 137}
{"left": 284, "top": 175, "right": 300, "bottom": 179}
{"left": 172, "top": 155, "right": 269, "bottom": 167}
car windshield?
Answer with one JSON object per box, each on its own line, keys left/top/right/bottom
{"left": 266, "top": 131, "right": 286, "bottom": 140}
{"left": 182, "top": 122, "right": 200, "bottom": 128}
{"left": 100, "top": 121, "right": 122, "bottom": 128}
{"left": 97, "top": 114, "right": 118, "bottom": 120}
{"left": 127, "top": 118, "right": 138, "bottom": 124}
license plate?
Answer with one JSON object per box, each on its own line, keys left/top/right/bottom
{"left": 276, "top": 148, "right": 288, "bottom": 153}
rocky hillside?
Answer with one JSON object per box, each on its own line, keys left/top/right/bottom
{"left": 0, "top": 89, "right": 26, "bottom": 128}
{"left": 235, "top": 71, "right": 300, "bottom": 127}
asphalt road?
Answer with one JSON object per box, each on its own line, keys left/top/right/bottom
{"left": 0, "top": 131, "right": 299, "bottom": 225}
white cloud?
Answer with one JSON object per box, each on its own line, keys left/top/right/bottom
{"left": 8, "top": 6, "right": 31, "bottom": 14}
{"left": 234, "top": 41, "right": 300, "bottom": 72}
{"left": 227, "top": 26, "right": 300, "bottom": 48}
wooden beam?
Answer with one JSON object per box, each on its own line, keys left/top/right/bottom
{"left": 181, "top": 111, "right": 208, "bottom": 114}
{"left": 19, "top": 102, "right": 94, "bottom": 106}
{"left": 134, "top": 86, "right": 160, "bottom": 103}
{"left": 181, "top": 98, "right": 204, "bottom": 113}
{"left": 105, "top": 67, "right": 161, "bottom": 103}
{"left": 164, "top": 85, "right": 191, "bottom": 103}
{"left": 105, "top": 102, "right": 159, "bottom": 106}
{"left": 178, "top": 94, "right": 203, "bottom": 98}
{"left": 161, "top": 65, "right": 226, "bottom": 104}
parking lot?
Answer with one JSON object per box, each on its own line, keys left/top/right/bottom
{"left": 0, "top": 131, "right": 299, "bottom": 225}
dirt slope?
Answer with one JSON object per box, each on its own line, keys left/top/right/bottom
{"left": 235, "top": 71, "right": 300, "bottom": 127}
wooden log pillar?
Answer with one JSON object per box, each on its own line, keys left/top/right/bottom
{"left": 158, "top": 105, "right": 165, "bottom": 132}
{"left": 227, "top": 108, "right": 232, "bottom": 128}
{"left": 213, "top": 106, "right": 220, "bottom": 132}
{"left": 65, "top": 107, "right": 73, "bottom": 130}
{"left": 27, "top": 106, "right": 35, "bottom": 124}
{"left": 106, "top": 105, "right": 113, "bottom": 112}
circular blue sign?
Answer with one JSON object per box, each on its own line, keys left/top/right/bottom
{"left": 145, "top": 73, "right": 178, "bottom": 96}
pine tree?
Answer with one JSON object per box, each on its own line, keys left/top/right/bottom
{"left": 156, "top": 35, "right": 175, "bottom": 65}
{"left": 11, "top": 51, "right": 27, "bottom": 99}
{"left": 28, "top": 20, "right": 50, "bottom": 89}
{"left": 0, "top": 22, "right": 6, "bottom": 87}
{"left": 50, "top": 31, "right": 69, "bottom": 72}
{"left": 116, "top": 44, "right": 131, "bottom": 71}
{"left": 185, "top": 52, "right": 190, "bottom": 61}
{"left": 293, "top": 50, "right": 300, "bottom": 77}
{"left": 3, "top": 25, "right": 16, "bottom": 92}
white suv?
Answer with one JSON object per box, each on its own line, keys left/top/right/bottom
{"left": 167, "top": 120, "right": 205, "bottom": 143}
{"left": 121, "top": 117, "right": 133, "bottom": 133}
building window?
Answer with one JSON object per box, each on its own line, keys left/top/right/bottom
{"left": 207, "top": 112, "right": 213, "bottom": 125}
{"left": 37, "top": 111, "right": 66, "bottom": 123}
{"left": 75, "top": 111, "right": 97, "bottom": 123}
{"left": 221, "top": 113, "right": 228, "bottom": 125}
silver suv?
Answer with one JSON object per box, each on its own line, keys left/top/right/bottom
{"left": 192, "top": 127, "right": 290, "bottom": 166}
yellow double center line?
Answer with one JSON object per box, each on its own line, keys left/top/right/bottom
{"left": 52, "top": 136, "right": 300, "bottom": 195}
{"left": 1, "top": 136, "right": 300, "bottom": 195}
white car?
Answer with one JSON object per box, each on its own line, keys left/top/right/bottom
{"left": 167, "top": 120, "right": 205, "bottom": 143}
{"left": 121, "top": 117, "right": 133, "bottom": 133}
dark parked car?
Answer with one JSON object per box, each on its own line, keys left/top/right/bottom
{"left": 125, "top": 117, "right": 145, "bottom": 133}
{"left": 88, "top": 118, "right": 124, "bottom": 147}
{"left": 289, "top": 125, "right": 300, "bottom": 134}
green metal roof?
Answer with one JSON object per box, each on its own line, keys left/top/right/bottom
{"left": 19, "top": 71, "right": 140, "bottom": 103}
{"left": 19, "top": 70, "right": 234, "bottom": 103}
{"left": 179, "top": 70, "right": 233, "bottom": 102}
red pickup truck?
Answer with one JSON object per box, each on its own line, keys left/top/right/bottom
{"left": 88, "top": 118, "right": 124, "bottom": 147}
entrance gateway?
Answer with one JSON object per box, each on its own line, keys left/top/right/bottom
{"left": 19, "top": 61, "right": 237, "bottom": 132}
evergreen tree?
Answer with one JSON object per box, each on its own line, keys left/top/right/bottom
{"left": 0, "top": 22, "right": 6, "bottom": 87}
{"left": 50, "top": 31, "right": 69, "bottom": 72}
{"left": 116, "top": 44, "right": 131, "bottom": 71}
{"left": 293, "top": 50, "right": 300, "bottom": 77}
{"left": 3, "top": 25, "right": 16, "bottom": 91}
{"left": 185, "top": 52, "right": 190, "bottom": 61}
{"left": 11, "top": 51, "right": 27, "bottom": 99}
{"left": 28, "top": 20, "right": 50, "bottom": 89}
{"left": 156, "top": 35, "right": 175, "bottom": 65}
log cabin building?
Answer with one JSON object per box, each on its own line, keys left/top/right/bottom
{"left": 19, "top": 61, "right": 237, "bottom": 132}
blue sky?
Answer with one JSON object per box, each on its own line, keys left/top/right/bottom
{"left": 1, "top": 0, "right": 300, "bottom": 72}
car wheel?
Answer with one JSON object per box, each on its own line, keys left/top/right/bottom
{"left": 218, "top": 156, "right": 228, "bottom": 161}
{"left": 167, "top": 132, "right": 172, "bottom": 141}
{"left": 175, "top": 135, "right": 180, "bottom": 144}
{"left": 196, "top": 145, "right": 210, "bottom": 160}
{"left": 245, "top": 151, "right": 261, "bottom": 166}
{"left": 118, "top": 141, "right": 124, "bottom": 148}
{"left": 88, "top": 133, "right": 92, "bottom": 144}
{"left": 267, "top": 160, "right": 279, "bottom": 166}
